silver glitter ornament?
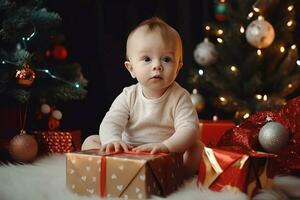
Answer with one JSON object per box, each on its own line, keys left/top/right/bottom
{"left": 258, "top": 121, "right": 289, "bottom": 153}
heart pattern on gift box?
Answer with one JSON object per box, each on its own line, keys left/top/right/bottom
{"left": 138, "top": 193, "right": 143, "bottom": 199}
{"left": 111, "top": 174, "right": 117, "bottom": 179}
{"left": 86, "top": 188, "right": 94, "bottom": 194}
{"left": 66, "top": 152, "right": 184, "bottom": 199}
{"left": 135, "top": 187, "right": 140, "bottom": 193}
{"left": 81, "top": 176, "right": 87, "bottom": 181}
{"left": 139, "top": 175, "right": 145, "bottom": 181}
{"left": 116, "top": 185, "right": 123, "bottom": 191}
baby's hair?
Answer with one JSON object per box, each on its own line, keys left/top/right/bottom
{"left": 126, "top": 17, "right": 183, "bottom": 62}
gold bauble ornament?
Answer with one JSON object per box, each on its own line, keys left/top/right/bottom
{"left": 190, "top": 89, "right": 205, "bottom": 112}
{"left": 9, "top": 130, "right": 38, "bottom": 162}
{"left": 15, "top": 64, "right": 36, "bottom": 87}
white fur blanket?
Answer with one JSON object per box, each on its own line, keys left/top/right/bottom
{"left": 0, "top": 154, "right": 298, "bottom": 200}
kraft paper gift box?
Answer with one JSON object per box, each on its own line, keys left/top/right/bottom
{"left": 197, "top": 147, "right": 274, "bottom": 196}
{"left": 199, "top": 120, "right": 235, "bottom": 147}
{"left": 66, "top": 149, "right": 184, "bottom": 199}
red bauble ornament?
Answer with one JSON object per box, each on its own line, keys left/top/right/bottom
{"left": 52, "top": 45, "right": 68, "bottom": 60}
{"left": 9, "top": 130, "right": 38, "bottom": 162}
{"left": 15, "top": 64, "right": 36, "bottom": 87}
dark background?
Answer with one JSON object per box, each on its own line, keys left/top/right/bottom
{"left": 43, "top": 0, "right": 211, "bottom": 139}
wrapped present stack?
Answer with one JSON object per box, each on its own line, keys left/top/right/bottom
{"left": 66, "top": 150, "right": 184, "bottom": 199}
{"left": 198, "top": 96, "right": 300, "bottom": 198}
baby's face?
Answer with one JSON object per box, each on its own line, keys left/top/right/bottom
{"left": 125, "top": 26, "right": 182, "bottom": 98}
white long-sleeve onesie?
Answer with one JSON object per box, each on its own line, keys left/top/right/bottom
{"left": 99, "top": 82, "right": 200, "bottom": 153}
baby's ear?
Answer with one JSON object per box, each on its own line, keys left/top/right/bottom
{"left": 124, "top": 61, "right": 136, "bottom": 78}
{"left": 177, "top": 61, "right": 183, "bottom": 74}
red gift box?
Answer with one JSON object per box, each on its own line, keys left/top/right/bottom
{"left": 198, "top": 147, "right": 274, "bottom": 196}
{"left": 200, "top": 120, "right": 235, "bottom": 147}
{"left": 33, "top": 130, "right": 81, "bottom": 154}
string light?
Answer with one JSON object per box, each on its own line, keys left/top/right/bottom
{"left": 35, "top": 68, "right": 81, "bottom": 88}
{"left": 253, "top": 7, "right": 260, "bottom": 13}
{"left": 280, "top": 46, "right": 285, "bottom": 53}
{"left": 205, "top": 25, "right": 211, "bottom": 31}
{"left": 217, "top": 38, "right": 223, "bottom": 43}
{"left": 263, "top": 95, "right": 268, "bottom": 101}
{"left": 219, "top": 96, "right": 227, "bottom": 103}
{"left": 247, "top": 12, "right": 254, "bottom": 19}
{"left": 198, "top": 69, "right": 204, "bottom": 76}
{"left": 243, "top": 113, "right": 250, "bottom": 119}
{"left": 287, "top": 20, "right": 293, "bottom": 27}
{"left": 258, "top": 16, "right": 264, "bottom": 21}
{"left": 255, "top": 94, "right": 263, "bottom": 100}
{"left": 217, "top": 29, "right": 224, "bottom": 35}
{"left": 288, "top": 83, "right": 293, "bottom": 88}
{"left": 296, "top": 60, "right": 300, "bottom": 66}
{"left": 230, "top": 65, "right": 236, "bottom": 71}
{"left": 291, "top": 44, "right": 297, "bottom": 50}
{"left": 287, "top": 5, "right": 294, "bottom": 11}
{"left": 1, "top": 60, "right": 19, "bottom": 65}
{"left": 240, "top": 26, "right": 245, "bottom": 33}
{"left": 257, "top": 49, "right": 262, "bottom": 56}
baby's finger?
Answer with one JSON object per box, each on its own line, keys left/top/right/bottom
{"left": 119, "top": 142, "right": 129, "bottom": 152}
{"left": 114, "top": 142, "right": 121, "bottom": 152}
{"left": 106, "top": 143, "right": 114, "bottom": 153}
{"left": 134, "top": 145, "right": 151, "bottom": 152}
{"left": 150, "top": 146, "right": 158, "bottom": 154}
{"left": 101, "top": 144, "right": 107, "bottom": 152}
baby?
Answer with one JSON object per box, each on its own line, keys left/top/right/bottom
{"left": 82, "top": 17, "right": 202, "bottom": 177}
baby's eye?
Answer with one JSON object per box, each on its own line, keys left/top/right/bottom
{"left": 143, "top": 56, "right": 151, "bottom": 62}
{"left": 162, "top": 56, "right": 172, "bottom": 63}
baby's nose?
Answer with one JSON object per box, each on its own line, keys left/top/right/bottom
{"left": 152, "top": 61, "right": 163, "bottom": 71}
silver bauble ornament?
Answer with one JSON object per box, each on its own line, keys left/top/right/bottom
{"left": 193, "top": 38, "right": 218, "bottom": 66}
{"left": 190, "top": 89, "right": 205, "bottom": 112}
{"left": 246, "top": 17, "right": 275, "bottom": 48}
{"left": 258, "top": 121, "right": 289, "bottom": 153}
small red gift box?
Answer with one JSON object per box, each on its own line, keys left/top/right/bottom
{"left": 33, "top": 130, "right": 81, "bottom": 154}
{"left": 199, "top": 120, "right": 235, "bottom": 147}
{"left": 198, "top": 147, "right": 274, "bottom": 196}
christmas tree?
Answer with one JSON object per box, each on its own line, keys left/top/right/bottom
{"left": 190, "top": 0, "right": 300, "bottom": 122}
{"left": 0, "top": 0, "right": 87, "bottom": 103}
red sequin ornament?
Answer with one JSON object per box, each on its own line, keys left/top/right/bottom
{"left": 15, "top": 64, "right": 36, "bottom": 87}
{"left": 40, "top": 131, "right": 74, "bottom": 153}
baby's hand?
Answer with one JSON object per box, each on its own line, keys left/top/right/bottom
{"left": 101, "top": 140, "right": 133, "bottom": 153}
{"left": 132, "top": 143, "right": 169, "bottom": 154}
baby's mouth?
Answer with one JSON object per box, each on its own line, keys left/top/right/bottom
{"left": 150, "top": 75, "right": 162, "bottom": 80}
